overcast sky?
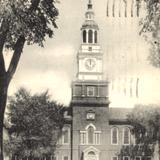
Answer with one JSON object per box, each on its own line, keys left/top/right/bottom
{"left": 5, "top": 0, "right": 160, "bottom": 107}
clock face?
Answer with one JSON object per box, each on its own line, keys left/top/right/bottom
{"left": 86, "top": 112, "right": 95, "bottom": 120}
{"left": 85, "top": 58, "right": 96, "bottom": 70}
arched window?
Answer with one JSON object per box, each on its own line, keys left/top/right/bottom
{"left": 88, "top": 126, "right": 94, "bottom": 144}
{"left": 62, "top": 127, "right": 70, "bottom": 144}
{"left": 88, "top": 151, "right": 95, "bottom": 155}
{"left": 94, "top": 31, "right": 97, "bottom": 43}
{"left": 123, "top": 127, "right": 130, "bottom": 145}
{"left": 111, "top": 127, "right": 118, "bottom": 144}
{"left": 88, "top": 30, "right": 93, "bottom": 43}
{"left": 83, "top": 30, "right": 87, "bottom": 43}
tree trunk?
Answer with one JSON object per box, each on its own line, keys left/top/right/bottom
{"left": 0, "top": 74, "right": 8, "bottom": 160}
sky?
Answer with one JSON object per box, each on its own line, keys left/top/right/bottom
{"left": 5, "top": 0, "right": 160, "bottom": 107}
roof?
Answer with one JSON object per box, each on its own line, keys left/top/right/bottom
{"left": 81, "top": 20, "right": 99, "bottom": 30}
{"left": 109, "top": 107, "right": 132, "bottom": 121}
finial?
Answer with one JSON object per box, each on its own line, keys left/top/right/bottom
{"left": 88, "top": 0, "right": 92, "bottom": 10}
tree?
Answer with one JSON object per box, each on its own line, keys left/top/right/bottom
{"left": 118, "top": 104, "right": 160, "bottom": 160}
{"left": 5, "top": 88, "right": 65, "bottom": 159}
{"left": 0, "top": 0, "right": 58, "bottom": 159}
{"left": 139, "top": 0, "right": 160, "bottom": 67}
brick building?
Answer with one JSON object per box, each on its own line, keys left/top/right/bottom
{"left": 54, "top": 1, "right": 137, "bottom": 160}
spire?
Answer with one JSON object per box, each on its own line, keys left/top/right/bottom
{"left": 88, "top": 0, "right": 92, "bottom": 10}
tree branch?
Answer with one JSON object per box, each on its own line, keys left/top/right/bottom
{"left": 6, "top": 36, "right": 25, "bottom": 84}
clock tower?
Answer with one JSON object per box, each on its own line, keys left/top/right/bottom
{"left": 71, "top": 0, "right": 109, "bottom": 105}
{"left": 71, "top": 2, "right": 111, "bottom": 160}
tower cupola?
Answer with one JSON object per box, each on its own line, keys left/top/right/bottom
{"left": 71, "top": 0, "right": 109, "bottom": 106}
{"left": 81, "top": 0, "right": 99, "bottom": 44}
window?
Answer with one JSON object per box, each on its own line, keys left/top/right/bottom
{"left": 111, "top": 127, "right": 118, "bottom": 145}
{"left": 135, "top": 157, "right": 141, "bottom": 160}
{"left": 88, "top": 126, "right": 94, "bottom": 144}
{"left": 88, "top": 30, "right": 93, "bottom": 43}
{"left": 80, "top": 131, "right": 86, "bottom": 144}
{"left": 112, "top": 157, "right": 118, "bottom": 160}
{"left": 123, "top": 127, "right": 130, "bottom": 145}
{"left": 123, "top": 156, "right": 130, "bottom": 160}
{"left": 94, "top": 31, "right": 97, "bottom": 43}
{"left": 83, "top": 30, "right": 86, "bottom": 43}
{"left": 62, "top": 127, "right": 70, "bottom": 144}
{"left": 87, "top": 86, "right": 95, "bottom": 96}
{"left": 95, "top": 132, "right": 101, "bottom": 145}
{"left": 63, "top": 156, "right": 68, "bottom": 160}
{"left": 81, "top": 124, "right": 101, "bottom": 145}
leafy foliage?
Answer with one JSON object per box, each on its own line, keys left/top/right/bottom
{"left": 118, "top": 104, "right": 160, "bottom": 159}
{"left": 6, "top": 88, "right": 65, "bottom": 158}
{"left": 139, "top": 0, "right": 160, "bottom": 67}
{"left": 0, "top": 0, "right": 58, "bottom": 48}
{"left": 0, "top": 1, "right": 59, "bottom": 159}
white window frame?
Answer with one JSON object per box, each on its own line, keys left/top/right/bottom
{"left": 123, "top": 127, "right": 130, "bottom": 145}
{"left": 80, "top": 131, "right": 87, "bottom": 145}
{"left": 87, "top": 86, "right": 95, "bottom": 97}
{"left": 112, "top": 156, "right": 118, "bottom": 160}
{"left": 94, "top": 131, "right": 101, "bottom": 145}
{"left": 80, "top": 124, "right": 101, "bottom": 145}
{"left": 111, "top": 127, "right": 119, "bottom": 145}
{"left": 123, "top": 156, "right": 130, "bottom": 160}
{"left": 62, "top": 127, "right": 70, "bottom": 145}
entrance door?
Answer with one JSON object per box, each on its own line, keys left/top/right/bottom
{"left": 87, "top": 156, "right": 96, "bottom": 160}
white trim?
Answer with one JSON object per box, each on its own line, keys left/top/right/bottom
{"left": 94, "top": 132, "right": 101, "bottom": 145}
{"left": 83, "top": 146, "right": 100, "bottom": 160}
{"left": 62, "top": 127, "right": 70, "bottom": 145}
{"left": 94, "top": 131, "right": 102, "bottom": 133}
{"left": 123, "top": 127, "right": 130, "bottom": 145}
{"left": 84, "top": 146, "right": 100, "bottom": 154}
{"left": 111, "top": 127, "right": 119, "bottom": 145}
{"left": 80, "top": 131, "right": 87, "bottom": 145}
{"left": 85, "top": 123, "right": 96, "bottom": 130}
{"left": 80, "top": 124, "right": 101, "bottom": 145}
